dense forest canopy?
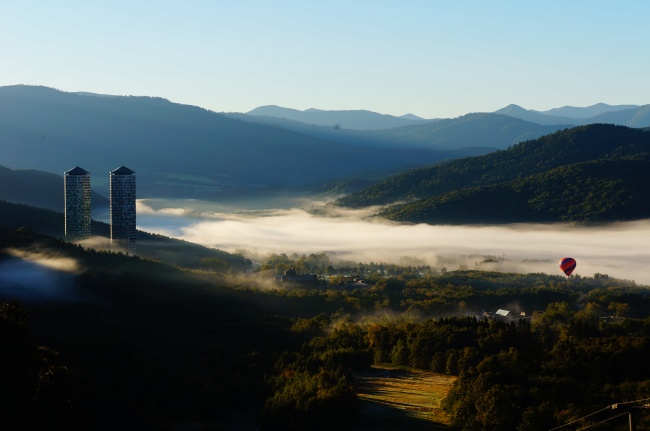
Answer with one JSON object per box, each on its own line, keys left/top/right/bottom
{"left": 336, "top": 124, "right": 650, "bottom": 224}
{"left": 2, "top": 225, "right": 650, "bottom": 430}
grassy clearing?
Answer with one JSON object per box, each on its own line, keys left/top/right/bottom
{"left": 353, "top": 365, "right": 456, "bottom": 430}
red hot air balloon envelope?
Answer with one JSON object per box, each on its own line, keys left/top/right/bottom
{"left": 559, "top": 257, "right": 576, "bottom": 277}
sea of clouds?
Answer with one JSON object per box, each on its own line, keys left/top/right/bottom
{"left": 135, "top": 198, "right": 650, "bottom": 285}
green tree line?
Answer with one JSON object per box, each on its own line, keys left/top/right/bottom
{"left": 337, "top": 124, "right": 650, "bottom": 223}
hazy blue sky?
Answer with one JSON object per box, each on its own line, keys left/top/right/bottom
{"left": 2, "top": 0, "right": 648, "bottom": 118}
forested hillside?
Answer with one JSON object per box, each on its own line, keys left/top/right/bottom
{"left": 0, "top": 227, "right": 299, "bottom": 430}
{"left": 0, "top": 165, "right": 108, "bottom": 214}
{"left": 2, "top": 225, "right": 650, "bottom": 430}
{"left": 336, "top": 124, "right": 650, "bottom": 223}
{"left": 381, "top": 158, "right": 650, "bottom": 223}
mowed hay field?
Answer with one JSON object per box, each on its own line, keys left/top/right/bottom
{"left": 353, "top": 366, "right": 456, "bottom": 430}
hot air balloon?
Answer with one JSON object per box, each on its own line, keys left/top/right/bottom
{"left": 559, "top": 257, "right": 576, "bottom": 277}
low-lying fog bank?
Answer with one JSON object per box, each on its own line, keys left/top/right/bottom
{"left": 135, "top": 198, "right": 650, "bottom": 285}
{"left": 0, "top": 250, "right": 79, "bottom": 300}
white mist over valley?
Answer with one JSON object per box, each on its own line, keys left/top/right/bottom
{"left": 135, "top": 198, "right": 650, "bottom": 285}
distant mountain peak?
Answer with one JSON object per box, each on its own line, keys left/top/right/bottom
{"left": 400, "top": 113, "right": 424, "bottom": 121}
{"left": 495, "top": 104, "right": 533, "bottom": 114}
{"left": 246, "top": 105, "right": 302, "bottom": 116}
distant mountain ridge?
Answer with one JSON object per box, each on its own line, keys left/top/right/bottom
{"left": 246, "top": 105, "right": 430, "bottom": 130}
{"left": 246, "top": 102, "right": 650, "bottom": 131}
{"left": 493, "top": 103, "right": 650, "bottom": 127}
{"left": 494, "top": 104, "right": 572, "bottom": 125}
{"left": 542, "top": 103, "right": 638, "bottom": 118}
{"left": 239, "top": 102, "right": 650, "bottom": 152}
{"left": 227, "top": 112, "right": 569, "bottom": 151}
{"left": 0, "top": 85, "right": 463, "bottom": 198}
{"left": 372, "top": 113, "right": 569, "bottom": 150}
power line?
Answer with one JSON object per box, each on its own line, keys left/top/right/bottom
{"left": 612, "top": 397, "right": 650, "bottom": 408}
{"left": 547, "top": 406, "right": 613, "bottom": 431}
{"left": 547, "top": 398, "right": 650, "bottom": 431}
{"left": 575, "top": 412, "right": 628, "bottom": 431}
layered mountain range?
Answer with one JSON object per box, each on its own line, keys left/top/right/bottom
{"left": 1, "top": 84, "right": 649, "bottom": 223}
{"left": 0, "top": 85, "right": 486, "bottom": 198}
{"left": 246, "top": 102, "right": 650, "bottom": 130}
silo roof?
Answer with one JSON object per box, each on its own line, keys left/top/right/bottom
{"left": 64, "top": 166, "right": 89, "bottom": 175}
{"left": 110, "top": 166, "right": 135, "bottom": 175}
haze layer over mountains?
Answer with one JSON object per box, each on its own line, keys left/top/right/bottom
{"left": 1, "top": 84, "right": 649, "bottom": 225}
